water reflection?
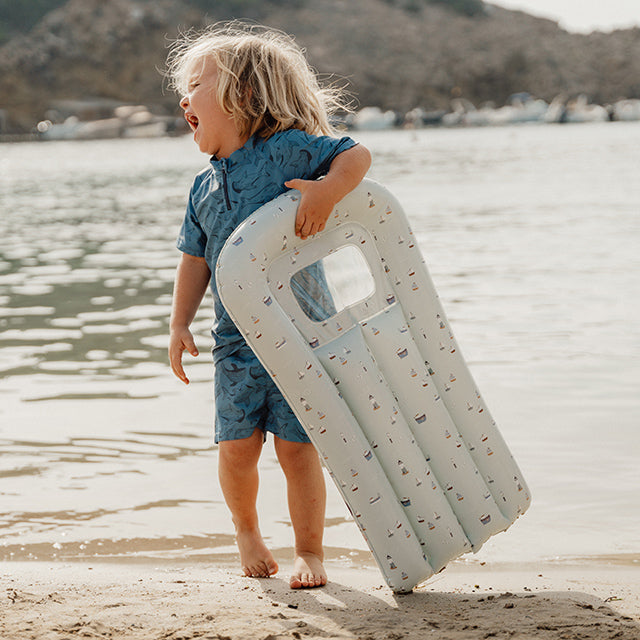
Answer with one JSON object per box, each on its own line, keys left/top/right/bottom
{"left": 1, "top": 127, "right": 639, "bottom": 564}
{"left": 0, "top": 139, "right": 209, "bottom": 388}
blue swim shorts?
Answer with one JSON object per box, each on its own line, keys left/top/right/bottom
{"left": 213, "top": 345, "right": 311, "bottom": 444}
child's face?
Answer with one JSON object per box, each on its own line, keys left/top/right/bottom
{"left": 180, "top": 59, "right": 247, "bottom": 158}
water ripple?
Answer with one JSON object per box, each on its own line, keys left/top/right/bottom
{"left": 1, "top": 129, "right": 638, "bottom": 562}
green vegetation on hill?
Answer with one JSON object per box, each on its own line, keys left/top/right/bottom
{"left": 184, "top": 0, "right": 308, "bottom": 18}
{"left": 0, "top": 0, "right": 66, "bottom": 44}
{"left": 185, "top": 0, "right": 484, "bottom": 16}
{"left": 384, "top": 0, "right": 486, "bottom": 17}
{"left": 429, "top": 0, "right": 485, "bottom": 16}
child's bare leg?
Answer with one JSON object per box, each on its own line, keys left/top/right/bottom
{"left": 218, "top": 428, "right": 278, "bottom": 578}
{"left": 274, "top": 437, "right": 327, "bottom": 589}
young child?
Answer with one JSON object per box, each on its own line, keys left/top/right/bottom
{"left": 166, "top": 24, "right": 371, "bottom": 589}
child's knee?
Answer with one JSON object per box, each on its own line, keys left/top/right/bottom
{"left": 219, "top": 428, "right": 263, "bottom": 466}
{"left": 275, "top": 439, "right": 319, "bottom": 472}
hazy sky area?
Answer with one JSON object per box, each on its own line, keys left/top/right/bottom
{"left": 488, "top": 0, "right": 640, "bottom": 33}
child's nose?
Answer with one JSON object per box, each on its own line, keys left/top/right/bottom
{"left": 180, "top": 95, "right": 189, "bottom": 110}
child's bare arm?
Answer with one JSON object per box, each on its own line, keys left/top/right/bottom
{"left": 169, "top": 253, "right": 211, "bottom": 384}
{"left": 285, "top": 143, "right": 372, "bottom": 239}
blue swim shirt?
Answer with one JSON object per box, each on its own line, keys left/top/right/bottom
{"left": 176, "top": 128, "right": 357, "bottom": 362}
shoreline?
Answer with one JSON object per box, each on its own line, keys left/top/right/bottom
{"left": 2, "top": 558, "right": 638, "bottom": 639}
{"left": 2, "top": 529, "right": 638, "bottom": 570}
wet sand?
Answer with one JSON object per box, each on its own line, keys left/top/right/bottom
{"left": 2, "top": 560, "right": 638, "bottom": 640}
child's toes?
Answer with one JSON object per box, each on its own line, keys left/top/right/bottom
{"left": 243, "top": 563, "right": 261, "bottom": 578}
{"left": 289, "top": 574, "right": 302, "bottom": 589}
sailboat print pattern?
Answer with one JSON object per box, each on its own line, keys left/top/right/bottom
{"left": 217, "top": 179, "right": 530, "bottom": 593}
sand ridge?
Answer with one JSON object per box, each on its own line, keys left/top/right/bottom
{"left": 1, "top": 562, "right": 639, "bottom": 640}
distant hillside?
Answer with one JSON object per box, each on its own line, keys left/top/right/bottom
{"left": 0, "top": 0, "right": 66, "bottom": 45}
{"left": 1, "top": 0, "right": 639, "bottom": 132}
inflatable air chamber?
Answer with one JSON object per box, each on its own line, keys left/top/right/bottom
{"left": 216, "top": 179, "right": 530, "bottom": 592}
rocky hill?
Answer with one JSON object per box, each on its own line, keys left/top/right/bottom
{"left": 1, "top": 0, "right": 640, "bottom": 132}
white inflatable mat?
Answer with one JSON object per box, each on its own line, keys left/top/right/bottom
{"left": 216, "top": 179, "right": 530, "bottom": 592}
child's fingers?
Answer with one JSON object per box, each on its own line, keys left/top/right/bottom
{"left": 170, "top": 355, "right": 188, "bottom": 384}
{"left": 285, "top": 178, "right": 308, "bottom": 192}
{"left": 294, "top": 207, "right": 304, "bottom": 235}
{"left": 168, "top": 329, "right": 199, "bottom": 384}
{"left": 183, "top": 334, "right": 199, "bottom": 357}
{"left": 295, "top": 211, "right": 313, "bottom": 238}
{"left": 296, "top": 210, "right": 327, "bottom": 239}
{"left": 287, "top": 178, "right": 330, "bottom": 238}
{"left": 287, "top": 179, "right": 312, "bottom": 236}
{"left": 169, "top": 341, "right": 192, "bottom": 385}
{"left": 170, "top": 354, "right": 189, "bottom": 385}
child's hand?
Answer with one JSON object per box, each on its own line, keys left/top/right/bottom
{"left": 285, "top": 178, "right": 336, "bottom": 239}
{"left": 169, "top": 327, "right": 199, "bottom": 385}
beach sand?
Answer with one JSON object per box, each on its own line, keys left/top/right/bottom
{"left": 2, "top": 560, "right": 638, "bottom": 640}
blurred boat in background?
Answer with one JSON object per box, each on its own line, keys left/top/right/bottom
{"left": 612, "top": 98, "right": 640, "bottom": 122}
{"left": 348, "top": 106, "right": 399, "bottom": 131}
{"left": 17, "top": 93, "right": 640, "bottom": 143}
{"left": 401, "top": 92, "right": 640, "bottom": 129}
{"left": 36, "top": 105, "right": 185, "bottom": 141}
{"left": 488, "top": 92, "right": 549, "bottom": 125}
{"left": 440, "top": 94, "right": 548, "bottom": 127}
{"left": 562, "top": 95, "right": 609, "bottom": 123}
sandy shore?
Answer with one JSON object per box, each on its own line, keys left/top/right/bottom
{"left": 1, "top": 559, "right": 638, "bottom": 640}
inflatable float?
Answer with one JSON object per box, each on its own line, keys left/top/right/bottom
{"left": 216, "top": 179, "right": 530, "bottom": 592}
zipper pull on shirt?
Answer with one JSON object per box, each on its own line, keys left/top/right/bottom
{"left": 220, "top": 158, "right": 232, "bottom": 211}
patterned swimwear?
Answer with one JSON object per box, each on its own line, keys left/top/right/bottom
{"left": 176, "top": 129, "right": 356, "bottom": 442}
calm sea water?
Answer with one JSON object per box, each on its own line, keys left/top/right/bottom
{"left": 1, "top": 123, "right": 638, "bottom": 568}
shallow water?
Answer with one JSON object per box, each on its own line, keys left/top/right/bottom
{"left": 1, "top": 124, "right": 638, "bottom": 568}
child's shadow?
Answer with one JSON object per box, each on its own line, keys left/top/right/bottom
{"left": 258, "top": 577, "right": 639, "bottom": 639}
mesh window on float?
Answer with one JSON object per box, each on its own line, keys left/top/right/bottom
{"left": 290, "top": 245, "right": 376, "bottom": 322}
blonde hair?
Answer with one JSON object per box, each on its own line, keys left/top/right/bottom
{"left": 166, "top": 23, "right": 350, "bottom": 139}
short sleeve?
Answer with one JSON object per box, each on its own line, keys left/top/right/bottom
{"left": 268, "top": 130, "right": 357, "bottom": 182}
{"left": 176, "top": 188, "right": 207, "bottom": 257}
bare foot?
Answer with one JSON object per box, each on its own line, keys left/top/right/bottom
{"left": 236, "top": 529, "right": 278, "bottom": 578}
{"left": 289, "top": 552, "right": 327, "bottom": 589}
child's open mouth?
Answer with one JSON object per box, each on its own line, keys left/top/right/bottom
{"left": 185, "top": 113, "right": 199, "bottom": 132}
